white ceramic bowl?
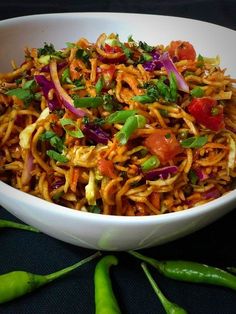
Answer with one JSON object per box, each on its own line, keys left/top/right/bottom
{"left": 0, "top": 13, "right": 236, "bottom": 251}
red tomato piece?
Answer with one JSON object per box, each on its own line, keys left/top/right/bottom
{"left": 144, "top": 129, "right": 182, "bottom": 163}
{"left": 187, "top": 98, "right": 225, "bottom": 131}
{"left": 101, "top": 65, "right": 116, "bottom": 88}
{"left": 98, "top": 159, "right": 116, "bottom": 179}
{"left": 168, "top": 41, "right": 196, "bottom": 61}
{"left": 104, "top": 44, "right": 123, "bottom": 54}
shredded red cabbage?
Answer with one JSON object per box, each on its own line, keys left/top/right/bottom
{"left": 144, "top": 166, "right": 178, "bottom": 180}
{"left": 143, "top": 51, "right": 162, "bottom": 72}
{"left": 203, "top": 187, "right": 221, "bottom": 200}
{"left": 159, "top": 52, "right": 189, "bottom": 93}
{"left": 195, "top": 167, "right": 209, "bottom": 181}
{"left": 34, "top": 75, "right": 61, "bottom": 111}
{"left": 83, "top": 123, "right": 110, "bottom": 144}
{"left": 51, "top": 178, "right": 66, "bottom": 190}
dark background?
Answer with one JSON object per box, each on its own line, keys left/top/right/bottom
{"left": 1, "top": 1, "right": 236, "bottom": 313}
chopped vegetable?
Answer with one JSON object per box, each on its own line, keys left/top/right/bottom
{"left": 190, "top": 87, "right": 204, "bottom": 98}
{"left": 181, "top": 135, "right": 208, "bottom": 148}
{"left": 49, "top": 59, "right": 86, "bottom": 117}
{"left": 46, "top": 150, "right": 68, "bottom": 163}
{"left": 144, "top": 129, "right": 182, "bottom": 163}
{"left": 159, "top": 52, "right": 189, "bottom": 93}
{"left": 83, "top": 123, "right": 110, "bottom": 144}
{"left": 187, "top": 98, "right": 225, "bottom": 131}
{"left": 168, "top": 40, "right": 196, "bottom": 61}
{"left": 116, "top": 115, "right": 146, "bottom": 145}
{"left": 98, "top": 159, "right": 116, "bottom": 178}
{"left": 141, "top": 156, "right": 160, "bottom": 172}
{"left": 85, "top": 170, "right": 97, "bottom": 205}
{"left": 106, "top": 110, "right": 137, "bottom": 124}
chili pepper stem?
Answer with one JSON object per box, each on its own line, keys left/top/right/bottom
{"left": 45, "top": 251, "right": 101, "bottom": 282}
{"left": 141, "top": 263, "right": 187, "bottom": 314}
{"left": 0, "top": 219, "right": 39, "bottom": 232}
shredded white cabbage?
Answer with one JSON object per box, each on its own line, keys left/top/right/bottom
{"left": 19, "top": 107, "right": 50, "bottom": 149}
{"left": 85, "top": 170, "right": 97, "bottom": 205}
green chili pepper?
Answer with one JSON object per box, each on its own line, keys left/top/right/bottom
{"left": 141, "top": 263, "right": 187, "bottom": 314}
{"left": 129, "top": 251, "right": 236, "bottom": 291}
{"left": 0, "top": 219, "right": 39, "bottom": 233}
{"left": 74, "top": 96, "right": 104, "bottom": 108}
{"left": 0, "top": 251, "right": 100, "bottom": 304}
{"left": 141, "top": 155, "right": 160, "bottom": 171}
{"left": 116, "top": 114, "right": 146, "bottom": 145}
{"left": 94, "top": 255, "right": 121, "bottom": 314}
{"left": 106, "top": 110, "right": 137, "bottom": 124}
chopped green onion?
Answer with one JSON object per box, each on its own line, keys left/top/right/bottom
{"left": 61, "top": 68, "right": 72, "bottom": 84}
{"left": 60, "top": 118, "right": 84, "bottom": 138}
{"left": 95, "top": 77, "right": 104, "bottom": 95}
{"left": 74, "top": 96, "right": 104, "bottom": 108}
{"left": 141, "top": 156, "right": 160, "bottom": 172}
{"left": 106, "top": 110, "right": 137, "bottom": 124}
{"left": 132, "top": 94, "right": 155, "bottom": 103}
{"left": 88, "top": 205, "right": 101, "bottom": 214}
{"left": 181, "top": 135, "right": 208, "bottom": 148}
{"left": 46, "top": 150, "right": 68, "bottom": 163}
{"left": 190, "top": 87, "right": 204, "bottom": 98}
{"left": 116, "top": 114, "right": 146, "bottom": 145}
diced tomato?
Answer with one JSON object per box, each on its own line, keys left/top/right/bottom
{"left": 98, "top": 159, "right": 116, "bottom": 179}
{"left": 187, "top": 98, "right": 225, "bottom": 132}
{"left": 168, "top": 41, "right": 196, "bottom": 61}
{"left": 144, "top": 129, "right": 182, "bottom": 163}
{"left": 104, "top": 44, "right": 123, "bottom": 54}
{"left": 100, "top": 65, "right": 116, "bottom": 89}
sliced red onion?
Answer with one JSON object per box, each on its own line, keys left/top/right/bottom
{"left": 203, "top": 187, "right": 221, "bottom": 200}
{"left": 143, "top": 51, "right": 162, "bottom": 72}
{"left": 49, "top": 60, "right": 86, "bottom": 117}
{"left": 144, "top": 166, "right": 178, "bottom": 180}
{"left": 83, "top": 123, "right": 110, "bottom": 144}
{"left": 21, "top": 150, "right": 34, "bottom": 185}
{"left": 34, "top": 75, "right": 61, "bottom": 111}
{"left": 159, "top": 52, "right": 189, "bottom": 93}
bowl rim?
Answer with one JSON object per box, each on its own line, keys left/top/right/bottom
{"left": 0, "top": 12, "right": 235, "bottom": 33}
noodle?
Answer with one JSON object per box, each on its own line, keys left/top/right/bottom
{"left": 0, "top": 34, "right": 236, "bottom": 215}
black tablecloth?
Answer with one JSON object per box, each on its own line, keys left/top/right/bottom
{"left": 1, "top": 1, "right": 236, "bottom": 313}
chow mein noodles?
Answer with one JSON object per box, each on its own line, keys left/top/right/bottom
{"left": 0, "top": 33, "right": 235, "bottom": 215}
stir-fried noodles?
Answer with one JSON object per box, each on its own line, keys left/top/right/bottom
{"left": 0, "top": 33, "right": 236, "bottom": 215}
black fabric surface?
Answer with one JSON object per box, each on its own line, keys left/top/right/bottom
{"left": 0, "top": 1, "right": 236, "bottom": 313}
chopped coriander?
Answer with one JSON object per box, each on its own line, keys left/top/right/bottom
{"left": 165, "top": 133, "right": 171, "bottom": 139}
{"left": 138, "top": 41, "right": 154, "bottom": 52}
{"left": 75, "top": 48, "right": 90, "bottom": 63}
{"left": 38, "top": 43, "right": 62, "bottom": 58}
{"left": 197, "top": 54, "right": 204, "bottom": 68}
